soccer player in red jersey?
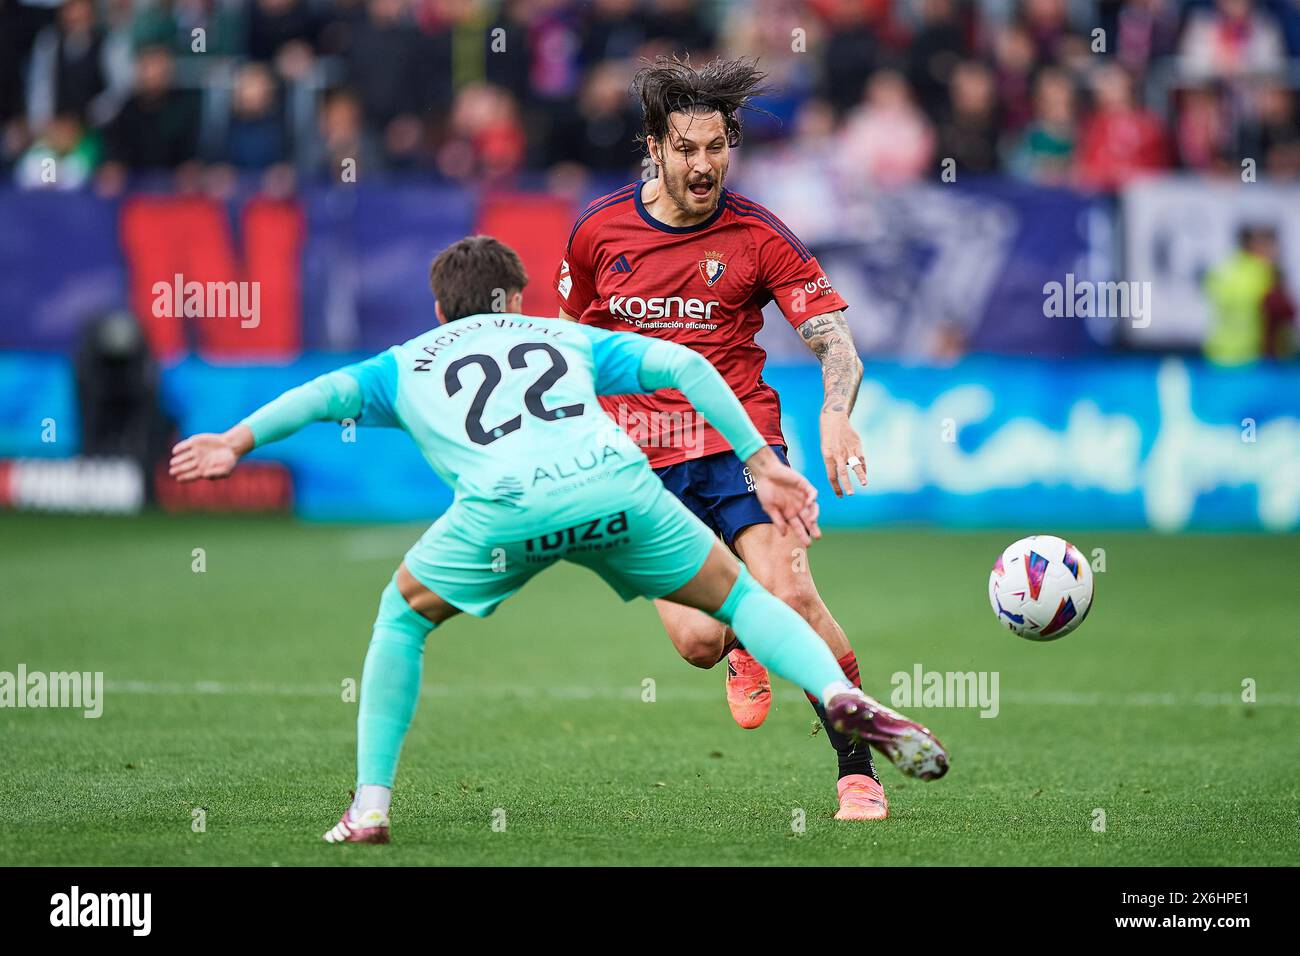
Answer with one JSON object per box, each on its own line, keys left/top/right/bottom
{"left": 555, "top": 58, "right": 949, "bottom": 819}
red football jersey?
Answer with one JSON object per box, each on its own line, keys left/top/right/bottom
{"left": 554, "top": 181, "right": 848, "bottom": 467}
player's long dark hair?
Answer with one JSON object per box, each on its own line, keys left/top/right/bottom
{"left": 632, "top": 55, "right": 773, "bottom": 153}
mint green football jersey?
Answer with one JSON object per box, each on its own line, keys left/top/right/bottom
{"left": 339, "top": 314, "right": 661, "bottom": 538}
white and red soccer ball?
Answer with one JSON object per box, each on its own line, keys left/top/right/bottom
{"left": 988, "top": 534, "right": 1094, "bottom": 641}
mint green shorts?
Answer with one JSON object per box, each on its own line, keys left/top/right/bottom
{"left": 402, "top": 473, "right": 716, "bottom": 618}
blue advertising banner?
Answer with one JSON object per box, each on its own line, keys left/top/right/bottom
{"left": 0, "top": 354, "right": 80, "bottom": 457}
{"left": 4, "top": 353, "right": 1296, "bottom": 531}
{"left": 768, "top": 357, "right": 1300, "bottom": 532}
{"left": 0, "top": 191, "right": 127, "bottom": 351}
{"left": 158, "top": 355, "right": 447, "bottom": 521}
{"left": 299, "top": 184, "right": 476, "bottom": 353}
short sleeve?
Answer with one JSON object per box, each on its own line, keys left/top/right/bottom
{"left": 573, "top": 324, "right": 655, "bottom": 395}
{"left": 337, "top": 348, "right": 401, "bottom": 428}
{"left": 756, "top": 226, "right": 849, "bottom": 328}
{"left": 555, "top": 224, "right": 599, "bottom": 318}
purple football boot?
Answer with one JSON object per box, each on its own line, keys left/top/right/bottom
{"left": 825, "top": 689, "right": 950, "bottom": 781}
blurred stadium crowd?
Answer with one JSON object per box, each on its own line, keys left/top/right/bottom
{"left": 3, "top": 0, "right": 1300, "bottom": 193}
{"left": 1, "top": 0, "right": 1297, "bottom": 522}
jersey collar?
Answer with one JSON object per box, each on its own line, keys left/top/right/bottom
{"left": 634, "top": 181, "right": 728, "bottom": 234}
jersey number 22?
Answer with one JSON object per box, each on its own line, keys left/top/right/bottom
{"left": 445, "top": 343, "right": 586, "bottom": 445}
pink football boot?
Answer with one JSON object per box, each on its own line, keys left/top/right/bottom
{"left": 835, "top": 774, "right": 889, "bottom": 821}
{"left": 725, "top": 647, "right": 772, "bottom": 729}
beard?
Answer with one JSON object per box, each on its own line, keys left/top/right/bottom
{"left": 663, "top": 163, "right": 726, "bottom": 218}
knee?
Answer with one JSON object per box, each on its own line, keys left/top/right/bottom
{"left": 769, "top": 581, "right": 825, "bottom": 624}
{"left": 674, "top": 623, "right": 727, "bottom": 669}
{"left": 374, "top": 578, "right": 436, "bottom": 646}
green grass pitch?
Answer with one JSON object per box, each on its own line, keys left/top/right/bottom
{"left": 2, "top": 513, "right": 1297, "bottom": 866}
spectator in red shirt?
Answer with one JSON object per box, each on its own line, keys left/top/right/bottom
{"left": 436, "top": 84, "right": 526, "bottom": 183}
{"left": 1075, "top": 63, "right": 1170, "bottom": 190}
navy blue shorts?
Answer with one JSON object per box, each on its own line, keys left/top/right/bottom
{"left": 653, "top": 445, "right": 789, "bottom": 548}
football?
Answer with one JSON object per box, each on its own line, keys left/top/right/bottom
{"left": 988, "top": 534, "right": 1094, "bottom": 641}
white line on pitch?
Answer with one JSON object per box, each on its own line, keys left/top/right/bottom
{"left": 99, "top": 680, "right": 1300, "bottom": 708}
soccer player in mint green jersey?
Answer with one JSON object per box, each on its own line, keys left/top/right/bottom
{"left": 170, "top": 237, "right": 889, "bottom": 844}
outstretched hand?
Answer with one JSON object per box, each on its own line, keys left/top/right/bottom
{"left": 169, "top": 429, "right": 248, "bottom": 482}
{"left": 749, "top": 449, "right": 821, "bottom": 546}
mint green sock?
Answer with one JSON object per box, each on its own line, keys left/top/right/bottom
{"left": 711, "top": 567, "right": 848, "bottom": 702}
{"left": 356, "top": 578, "right": 436, "bottom": 788}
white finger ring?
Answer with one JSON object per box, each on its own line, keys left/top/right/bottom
{"left": 847, "top": 456, "right": 862, "bottom": 468}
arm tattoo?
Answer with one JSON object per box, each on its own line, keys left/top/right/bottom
{"left": 796, "top": 311, "right": 862, "bottom": 415}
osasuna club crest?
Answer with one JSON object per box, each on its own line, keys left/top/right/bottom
{"left": 698, "top": 253, "right": 726, "bottom": 287}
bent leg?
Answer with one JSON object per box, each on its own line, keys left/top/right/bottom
{"left": 651, "top": 517, "right": 851, "bottom": 688}
{"left": 338, "top": 510, "right": 551, "bottom": 839}
{"left": 652, "top": 598, "right": 731, "bottom": 669}
{"left": 663, "top": 542, "right": 850, "bottom": 703}
{"left": 586, "top": 481, "right": 849, "bottom": 700}
{"left": 396, "top": 563, "right": 461, "bottom": 624}
{"left": 733, "top": 523, "right": 850, "bottom": 658}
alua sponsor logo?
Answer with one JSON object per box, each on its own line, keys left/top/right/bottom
{"left": 530, "top": 444, "right": 625, "bottom": 486}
